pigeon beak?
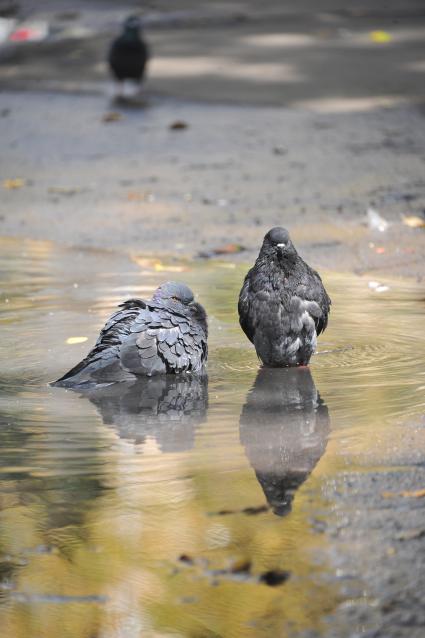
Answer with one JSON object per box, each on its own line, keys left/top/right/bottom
{"left": 277, "top": 243, "right": 286, "bottom": 248}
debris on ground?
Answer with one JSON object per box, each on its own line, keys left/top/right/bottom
{"left": 102, "top": 112, "right": 123, "bottom": 123}
{"left": 367, "top": 207, "right": 389, "bottom": 232}
{"left": 66, "top": 336, "right": 88, "bottom": 345}
{"left": 369, "top": 30, "right": 392, "bottom": 43}
{"left": 368, "top": 281, "right": 390, "bottom": 292}
{"left": 176, "top": 554, "right": 290, "bottom": 587}
{"left": 382, "top": 488, "right": 425, "bottom": 499}
{"left": 402, "top": 214, "right": 425, "bottom": 228}
{"left": 9, "top": 21, "right": 49, "bottom": 42}
{"left": 169, "top": 120, "right": 188, "bottom": 130}
{"left": 197, "top": 243, "right": 246, "bottom": 259}
{"left": 48, "top": 186, "right": 83, "bottom": 196}
{"left": 394, "top": 529, "right": 425, "bottom": 541}
{"left": 3, "top": 178, "right": 26, "bottom": 190}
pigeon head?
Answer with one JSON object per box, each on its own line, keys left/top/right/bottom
{"left": 152, "top": 281, "right": 195, "bottom": 306}
{"left": 262, "top": 227, "right": 297, "bottom": 261}
{"left": 123, "top": 15, "right": 142, "bottom": 33}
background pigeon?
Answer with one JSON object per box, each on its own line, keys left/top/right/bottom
{"left": 108, "top": 15, "right": 149, "bottom": 96}
{"left": 238, "top": 227, "right": 331, "bottom": 367}
{"left": 82, "top": 375, "right": 208, "bottom": 452}
{"left": 240, "top": 367, "right": 329, "bottom": 516}
{"left": 52, "top": 281, "right": 208, "bottom": 388}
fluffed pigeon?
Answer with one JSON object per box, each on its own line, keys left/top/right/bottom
{"left": 240, "top": 367, "right": 329, "bottom": 516}
{"left": 238, "top": 227, "right": 331, "bottom": 367}
{"left": 108, "top": 15, "right": 149, "bottom": 95}
{"left": 52, "top": 282, "right": 208, "bottom": 388}
{"left": 81, "top": 375, "right": 208, "bottom": 452}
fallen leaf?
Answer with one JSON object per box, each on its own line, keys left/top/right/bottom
{"left": 394, "top": 529, "right": 425, "bottom": 541}
{"left": 66, "top": 337, "right": 88, "bottom": 345}
{"left": 382, "top": 488, "right": 425, "bottom": 499}
{"left": 102, "top": 112, "right": 122, "bottom": 123}
{"left": 154, "top": 262, "right": 185, "bottom": 273}
{"left": 402, "top": 215, "right": 425, "bottom": 228}
{"left": 370, "top": 30, "right": 392, "bottom": 43}
{"left": 400, "top": 488, "right": 425, "bottom": 498}
{"left": 169, "top": 120, "right": 188, "bottom": 130}
{"left": 3, "top": 178, "right": 25, "bottom": 190}
{"left": 198, "top": 244, "right": 246, "bottom": 259}
{"left": 375, "top": 247, "right": 386, "bottom": 254}
{"left": 215, "top": 243, "right": 245, "bottom": 255}
{"left": 127, "top": 191, "right": 155, "bottom": 202}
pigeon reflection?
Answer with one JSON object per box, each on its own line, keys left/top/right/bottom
{"left": 240, "top": 367, "right": 330, "bottom": 516}
{"left": 82, "top": 375, "right": 208, "bottom": 452}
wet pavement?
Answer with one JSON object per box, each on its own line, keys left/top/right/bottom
{"left": 0, "top": 236, "right": 424, "bottom": 637}
{"left": 1, "top": 91, "right": 424, "bottom": 279}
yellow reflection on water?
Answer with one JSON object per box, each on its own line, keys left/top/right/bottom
{"left": 0, "top": 237, "right": 424, "bottom": 638}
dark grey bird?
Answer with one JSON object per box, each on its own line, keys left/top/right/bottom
{"left": 240, "top": 367, "right": 329, "bottom": 516}
{"left": 238, "top": 227, "right": 331, "bottom": 367}
{"left": 108, "top": 15, "right": 149, "bottom": 97}
{"left": 52, "top": 281, "right": 208, "bottom": 388}
{"left": 81, "top": 375, "right": 208, "bottom": 452}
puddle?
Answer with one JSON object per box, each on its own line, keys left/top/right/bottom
{"left": 0, "top": 236, "right": 424, "bottom": 637}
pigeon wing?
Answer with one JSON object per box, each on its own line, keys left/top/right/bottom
{"left": 123, "top": 306, "right": 207, "bottom": 375}
{"left": 295, "top": 267, "right": 331, "bottom": 336}
{"left": 238, "top": 272, "right": 256, "bottom": 343}
{"left": 53, "top": 299, "right": 146, "bottom": 385}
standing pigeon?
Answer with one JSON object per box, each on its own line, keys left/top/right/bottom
{"left": 108, "top": 15, "right": 149, "bottom": 97}
{"left": 238, "top": 227, "right": 331, "bottom": 367}
{"left": 52, "top": 282, "right": 208, "bottom": 388}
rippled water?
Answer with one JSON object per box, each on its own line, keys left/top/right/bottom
{"left": 0, "top": 236, "right": 424, "bottom": 638}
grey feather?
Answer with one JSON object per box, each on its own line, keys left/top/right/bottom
{"left": 52, "top": 282, "right": 208, "bottom": 388}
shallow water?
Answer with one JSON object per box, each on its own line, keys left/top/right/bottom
{"left": 0, "top": 236, "right": 424, "bottom": 638}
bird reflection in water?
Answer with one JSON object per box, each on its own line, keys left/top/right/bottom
{"left": 240, "top": 367, "right": 330, "bottom": 516}
{"left": 81, "top": 375, "right": 208, "bottom": 452}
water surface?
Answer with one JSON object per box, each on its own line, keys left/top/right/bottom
{"left": 0, "top": 237, "right": 424, "bottom": 638}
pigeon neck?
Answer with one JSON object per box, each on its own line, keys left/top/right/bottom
{"left": 256, "top": 253, "right": 296, "bottom": 277}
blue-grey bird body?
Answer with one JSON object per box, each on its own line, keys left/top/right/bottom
{"left": 238, "top": 227, "right": 331, "bottom": 367}
{"left": 108, "top": 16, "right": 149, "bottom": 86}
{"left": 52, "top": 282, "right": 207, "bottom": 388}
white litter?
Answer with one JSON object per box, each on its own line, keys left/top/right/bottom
{"left": 367, "top": 207, "right": 389, "bottom": 232}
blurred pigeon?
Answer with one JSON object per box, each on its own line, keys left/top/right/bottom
{"left": 238, "top": 227, "right": 331, "bottom": 367}
{"left": 240, "top": 367, "right": 329, "bottom": 516}
{"left": 82, "top": 374, "right": 208, "bottom": 452}
{"left": 52, "top": 282, "right": 208, "bottom": 388}
{"left": 108, "top": 15, "right": 149, "bottom": 97}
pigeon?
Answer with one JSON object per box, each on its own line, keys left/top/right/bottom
{"left": 81, "top": 374, "right": 208, "bottom": 452}
{"left": 108, "top": 15, "right": 149, "bottom": 96}
{"left": 238, "top": 227, "right": 331, "bottom": 367}
{"left": 52, "top": 281, "right": 208, "bottom": 388}
{"left": 240, "top": 367, "right": 329, "bottom": 516}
